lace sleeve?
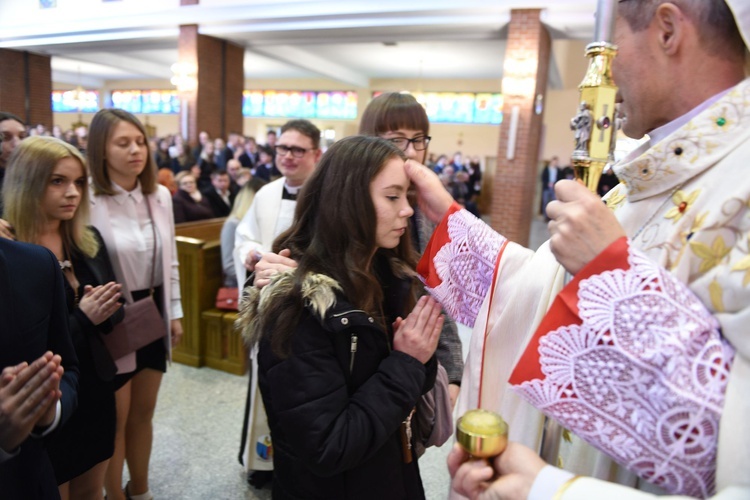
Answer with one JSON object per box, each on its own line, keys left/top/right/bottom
{"left": 418, "top": 205, "right": 507, "bottom": 327}
{"left": 511, "top": 240, "right": 734, "bottom": 498}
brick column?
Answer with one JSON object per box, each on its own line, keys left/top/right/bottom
{"left": 491, "top": 10, "right": 551, "bottom": 246}
{"left": 177, "top": 25, "right": 244, "bottom": 145}
{"left": 0, "top": 49, "right": 52, "bottom": 128}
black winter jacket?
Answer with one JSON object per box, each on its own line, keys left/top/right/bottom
{"left": 253, "top": 265, "right": 436, "bottom": 499}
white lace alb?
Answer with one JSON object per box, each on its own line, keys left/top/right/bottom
{"left": 512, "top": 245, "right": 734, "bottom": 498}
{"left": 425, "top": 210, "right": 506, "bottom": 327}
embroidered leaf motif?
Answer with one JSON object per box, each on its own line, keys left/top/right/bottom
{"left": 562, "top": 428, "right": 573, "bottom": 443}
{"left": 692, "top": 212, "right": 708, "bottom": 232}
{"left": 731, "top": 254, "right": 750, "bottom": 287}
{"left": 690, "top": 236, "right": 731, "bottom": 273}
{"left": 665, "top": 189, "right": 701, "bottom": 222}
{"left": 709, "top": 279, "right": 725, "bottom": 313}
{"left": 605, "top": 186, "right": 626, "bottom": 210}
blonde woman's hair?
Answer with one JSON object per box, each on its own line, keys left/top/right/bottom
{"left": 229, "top": 182, "right": 258, "bottom": 220}
{"left": 88, "top": 108, "right": 158, "bottom": 196}
{"left": 175, "top": 170, "right": 195, "bottom": 184}
{"left": 2, "top": 136, "right": 99, "bottom": 257}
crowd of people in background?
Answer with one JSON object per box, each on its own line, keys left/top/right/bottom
{"left": 18, "top": 119, "right": 491, "bottom": 223}
{"left": 5, "top": 111, "right": 628, "bottom": 237}
{"left": 4, "top": 119, "right": 284, "bottom": 226}
{"left": 426, "top": 151, "right": 483, "bottom": 216}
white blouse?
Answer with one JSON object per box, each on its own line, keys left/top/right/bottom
{"left": 108, "top": 181, "right": 182, "bottom": 320}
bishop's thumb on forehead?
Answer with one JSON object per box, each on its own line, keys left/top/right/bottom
{"left": 725, "top": 0, "right": 750, "bottom": 50}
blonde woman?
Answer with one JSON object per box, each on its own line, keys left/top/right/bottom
{"left": 86, "top": 109, "right": 183, "bottom": 500}
{"left": 172, "top": 171, "right": 214, "bottom": 223}
{"left": 2, "top": 136, "right": 123, "bottom": 499}
{"left": 220, "top": 176, "right": 267, "bottom": 287}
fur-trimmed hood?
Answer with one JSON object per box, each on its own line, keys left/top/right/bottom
{"left": 236, "top": 257, "right": 418, "bottom": 347}
{"left": 236, "top": 270, "right": 342, "bottom": 347}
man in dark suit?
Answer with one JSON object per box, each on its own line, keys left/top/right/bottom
{"left": 202, "top": 169, "right": 236, "bottom": 217}
{"left": 217, "top": 132, "right": 242, "bottom": 171}
{"left": 0, "top": 238, "right": 79, "bottom": 499}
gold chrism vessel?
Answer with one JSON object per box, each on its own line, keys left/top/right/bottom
{"left": 456, "top": 409, "right": 508, "bottom": 458}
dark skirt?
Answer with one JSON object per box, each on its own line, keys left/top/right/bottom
{"left": 46, "top": 333, "right": 116, "bottom": 484}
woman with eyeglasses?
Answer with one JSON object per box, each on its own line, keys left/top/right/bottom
{"left": 172, "top": 171, "right": 214, "bottom": 223}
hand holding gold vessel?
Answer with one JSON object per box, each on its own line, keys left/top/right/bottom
{"left": 455, "top": 409, "right": 508, "bottom": 458}
{"left": 449, "top": 411, "right": 546, "bottom": 500}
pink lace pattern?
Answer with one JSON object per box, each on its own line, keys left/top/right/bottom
{"left": 426, "top": 209, "right": 506, "bottom": 327}
{"left": 512, "top": 246, "right": 734, "bottom": 498}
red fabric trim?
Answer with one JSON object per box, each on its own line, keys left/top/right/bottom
{"left": 416, "top": 202, "right": 463, "bottom": 289}
{"left": 478, "top": 239, "right": 509, "bottom": 408}
{"left": 508, "top": 237, "right": 631, "bottom": 385}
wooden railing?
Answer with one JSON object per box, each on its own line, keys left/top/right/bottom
{"left": 172, "top": 218, "right": 225, "bottom": 368}
{"left": 170, "top": 217, "right": 249, "bottom": 375}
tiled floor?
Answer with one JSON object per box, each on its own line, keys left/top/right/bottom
{"left": 137, "top": 217, "right": 549, "bottom": 499}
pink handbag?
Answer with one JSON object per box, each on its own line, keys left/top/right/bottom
{"left": 101, "top": 198, "right": 167, "bottom": 360}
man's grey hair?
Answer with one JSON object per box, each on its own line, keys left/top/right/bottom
{"left": 618, "top": 0, "right": 744, "bottom": 59}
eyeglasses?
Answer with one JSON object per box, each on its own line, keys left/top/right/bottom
{"left": 384, "top": 136, "right": 431, "bottom": 152}
{"left": 275, "top": 144, "right": 313, "bottom": 158}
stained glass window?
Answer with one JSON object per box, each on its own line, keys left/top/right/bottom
{"left": 374, "top": 91, "right": 503, "bottom": 124}
{"left": 109, "top": 90, "right": 180, "bottom": 114}
{"left": 242, "top": 90, "right": 357, "bottom": 119}
{"left": 51, "top": 90, "right": 99, "bottom": 113}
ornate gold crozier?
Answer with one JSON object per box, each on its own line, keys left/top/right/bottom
{"left": 538, "top": 0, "right": 622, "bottom": 467}
{"left": 571, "top": 0, "right": 619, "bottom": 193}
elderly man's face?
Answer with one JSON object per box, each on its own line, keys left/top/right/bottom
{"left": 226, "top": 160, "right": 241, "bottom": 180}
{"left": 612, "top": 14, "right": 665, "bottom": 138}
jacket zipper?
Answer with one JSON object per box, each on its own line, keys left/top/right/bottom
{"left": 332, "top": 309, "right": 369, "bottom": 317}
{"left": 349, "top": 334, "right": 358, "bottom": 373}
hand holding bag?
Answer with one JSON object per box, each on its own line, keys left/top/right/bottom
{"left": 102, "top": 292, "right": 166, "bottom": 360}
{"left": 101, "top": 198, "right": 167, "bottom": 360}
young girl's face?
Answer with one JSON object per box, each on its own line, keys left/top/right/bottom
{"left": 42, "top": 157, "right": 86, "bottom": 223}
{"left": 370, "top": 157, "right": 414, "bottom": 249}
{"left": 105, "top": 120, "right": 148, "bottom": 187}
{"left": 378, "top": 128, "right": 428, "bottom": 164}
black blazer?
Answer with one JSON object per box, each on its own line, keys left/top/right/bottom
{"left": 68, "top": 227, "right": 124, "bottom": 381}
{"left": 201, "top": 187, "right": 236, "bottom": 218}
{"left": 0, "top": 239, "right": 79, "bottom": 499}
{"left": 172, "top": 189, "right": 215, "bottom": 223}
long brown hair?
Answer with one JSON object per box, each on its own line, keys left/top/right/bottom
{"left": 2, "top": 136, "right": 99, "bottom": 257}
{"left": 88, "top": 108, "right": 158, "bottom": 196}
{"left": 261, "top": 135, "right": 417, "bottom": 357}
